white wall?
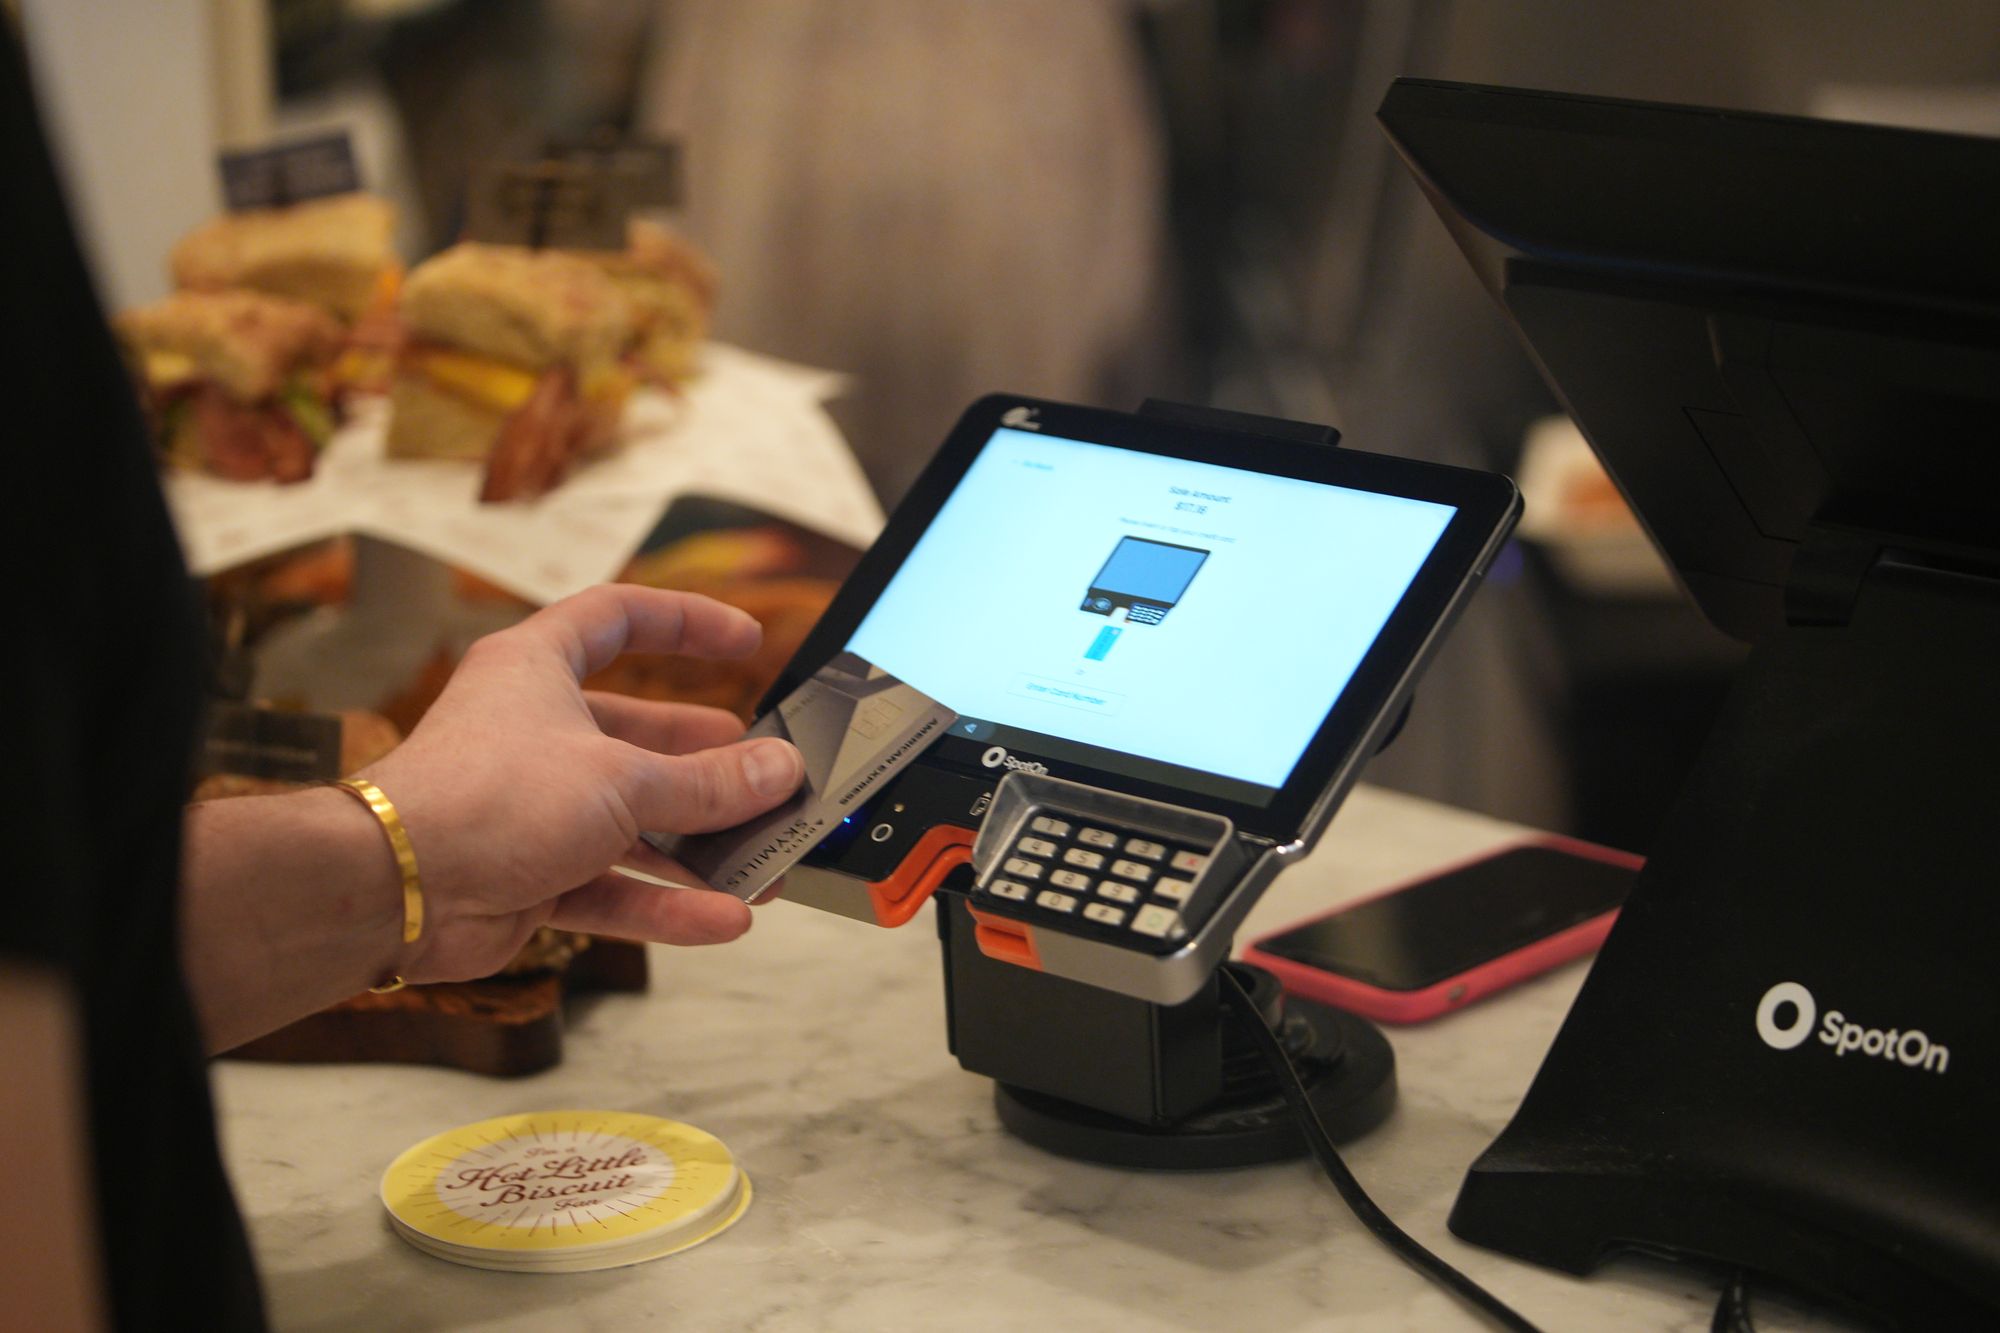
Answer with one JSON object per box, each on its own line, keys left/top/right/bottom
{"left": 18, "top": 0, "right": 222, "bottom": 311}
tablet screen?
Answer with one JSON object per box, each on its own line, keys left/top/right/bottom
{"left": 845, "top": 427, "right": 1457, "bottom": 804}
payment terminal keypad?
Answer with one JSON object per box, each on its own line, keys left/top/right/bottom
{"left": 977, "top": 812, "right": 1216, "bottom": 943}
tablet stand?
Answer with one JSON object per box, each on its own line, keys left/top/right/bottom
{"left": 1449, "top": 536, "right": 2000, "bottom": 1325}
{"left": 939, "top": 893, "right": 1396, "bottom": 1168}
{"left": 932, "top": 399, "right": 1397, "bottom": 1169}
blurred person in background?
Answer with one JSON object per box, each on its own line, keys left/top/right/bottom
{"left": 635, "top": 0, "right": 1176, "bottom": 509}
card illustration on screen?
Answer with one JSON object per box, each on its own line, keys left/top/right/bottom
{"left": 1079, "top": 536, "right": 1210, "bottom": 627}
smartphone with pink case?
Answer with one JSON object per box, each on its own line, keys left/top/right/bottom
{"left": 1241, "top": 836, "right": 1640, "bottom": 1023}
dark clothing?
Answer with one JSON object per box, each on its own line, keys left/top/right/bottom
{"left": 3, "top": 32, "right": 266, "bottom": 1330}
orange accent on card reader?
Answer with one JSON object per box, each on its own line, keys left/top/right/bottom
{"left": 866, "top": 825, "right": 976, "bottom": 928}
{"left": 968, "top": 906, "right": 1043, "bottom": 971}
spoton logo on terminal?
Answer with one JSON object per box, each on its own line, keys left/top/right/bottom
{"left": 980, "top": 745, "right": 1049, "bottom": 776}
{"left": 1754, "top": 980, "right": 1950, "bottom": 1075}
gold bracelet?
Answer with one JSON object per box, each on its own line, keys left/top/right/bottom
{"left": 329, "top": 777, "right": 424, "bottom": 992}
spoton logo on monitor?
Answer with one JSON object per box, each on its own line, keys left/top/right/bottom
{"left": 1754, "top": 981, "right": 1950, "bottom": 1074}
{"left": 980, "top": 745, "right": 1049, "bottom": 775}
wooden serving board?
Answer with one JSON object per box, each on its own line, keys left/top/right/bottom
{"left": 225, "top": 938, "right": 649, "bottom": 1077}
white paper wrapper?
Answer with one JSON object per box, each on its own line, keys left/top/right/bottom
{"left": 163, "top": 344, "right": 882, "bottom": 605}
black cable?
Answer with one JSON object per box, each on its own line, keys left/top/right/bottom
{"left": 1218, "top": 967, "right": 1546, "bottom": 1333}
{"left": 1711, "top": 1269, "right": 1756, "bottom": 1333}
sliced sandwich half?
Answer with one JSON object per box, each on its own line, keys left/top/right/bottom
{"left": 171, "top": 192, "right": 403, "bottom": 395}
{"left": 172, "top": 192, "right": 398, "bottom": 320}
{"left": 115, "top": 290, "right": 343, "bottom": 483}
{"left": 580, "top": 218, "right": 718, "bottom": 388}
{"left": 388, "top": 243, "right": 635, "bottom": 502}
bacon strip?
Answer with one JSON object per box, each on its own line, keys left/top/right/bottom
{"left": 480, "top": 368, "right": 586, "bottom": 503}
{"left": 189, "top": 384, "right": 318, "bottom": 484}
{"left": 262, "top": 412, "right": 316, "bottom": 483}
{"left": 193, "top": 385, "right": 275, "bottom": 481}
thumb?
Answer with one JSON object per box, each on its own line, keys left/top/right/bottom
{"left": 624, "top": 736, "right": 804, "bottom": 835}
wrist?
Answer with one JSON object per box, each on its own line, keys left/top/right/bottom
{"left": 296, "top": 784, "right": 411, "bottom": 962}
{"left": 324, "top": 778, "right": 426, "bottom": 989}
{"left": 179, "top": 786, "right": 413, "bottom": 1050}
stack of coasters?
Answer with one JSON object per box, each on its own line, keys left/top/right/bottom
{"left": 379, "top": 1110, "right": 749, "bottom": 1273}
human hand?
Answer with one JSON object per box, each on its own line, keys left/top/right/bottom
{"left": 359, "top": 584, "right": 804, "bottom": 983}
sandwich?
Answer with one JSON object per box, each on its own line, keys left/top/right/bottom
{"left": 578, "top": 218, "right": 718, "bottom": 387}
{"left": 387, "top": 242, "right": 635, "bottom": 502}
{"left": 170, "top": 192, "right": 402, "bottom": 394}
{"left": 171, "top": 191, "right": 398, "bottom": 321}
{"left": 115, "top": 290, "right": 343, "bottom": 483}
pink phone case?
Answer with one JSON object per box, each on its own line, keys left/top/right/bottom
{"left": 1239, "top": 834, "right": 1643, "bottom": 1024}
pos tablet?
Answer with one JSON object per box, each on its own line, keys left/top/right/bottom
{"left": 766, "top": 395, "right": 1519, "bottom": 1004}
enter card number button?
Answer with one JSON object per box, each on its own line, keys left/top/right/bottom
{"left": 1007, "top": 675, "right": 1130, "bottom": 716}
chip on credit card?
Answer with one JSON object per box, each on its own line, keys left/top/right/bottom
{"left": 645, "top": 654, "right": 957, "bottom": 902}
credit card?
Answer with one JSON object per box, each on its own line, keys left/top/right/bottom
{"left": 645, "top": 653, "right": 957, "bottom": 902}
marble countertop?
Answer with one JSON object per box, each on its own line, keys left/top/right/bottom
{"left": 214, "top": 786, "right": 1857, "bottom": 1331}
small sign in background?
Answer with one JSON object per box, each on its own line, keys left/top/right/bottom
{"left": 218, "top": 131, "right": 360, "bottom": 211}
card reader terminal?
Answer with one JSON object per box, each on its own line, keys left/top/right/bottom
{"left": 760, "top": 395, "right": 1520, "bottom": 1005}
{"left": 963, "top": 772, "right": 1259, "bottom": 1001}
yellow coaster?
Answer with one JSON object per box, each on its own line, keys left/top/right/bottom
{"left": 380, "top": 1110, "right": 749, "bottom": 1272}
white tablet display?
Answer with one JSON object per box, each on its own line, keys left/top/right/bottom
{"left": 847, "top": 427, "right": 1456, "bottom": 795}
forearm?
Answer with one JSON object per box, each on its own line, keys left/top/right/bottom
{"left": 174, "top": 588, "right": 796, "bottom": 1052}
{"left": 0, "top": 965, "right": 107, "bottom": 1331}
{"left": 179, "top": 786, "right": 408, "bottom": 1053}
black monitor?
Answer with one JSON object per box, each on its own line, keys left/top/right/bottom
{"left": 1381, "top": 77, "right": 2000, "bottom": 642}
{"left": 1380, "top": 79, "right": 2000, "bottom": 1328}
